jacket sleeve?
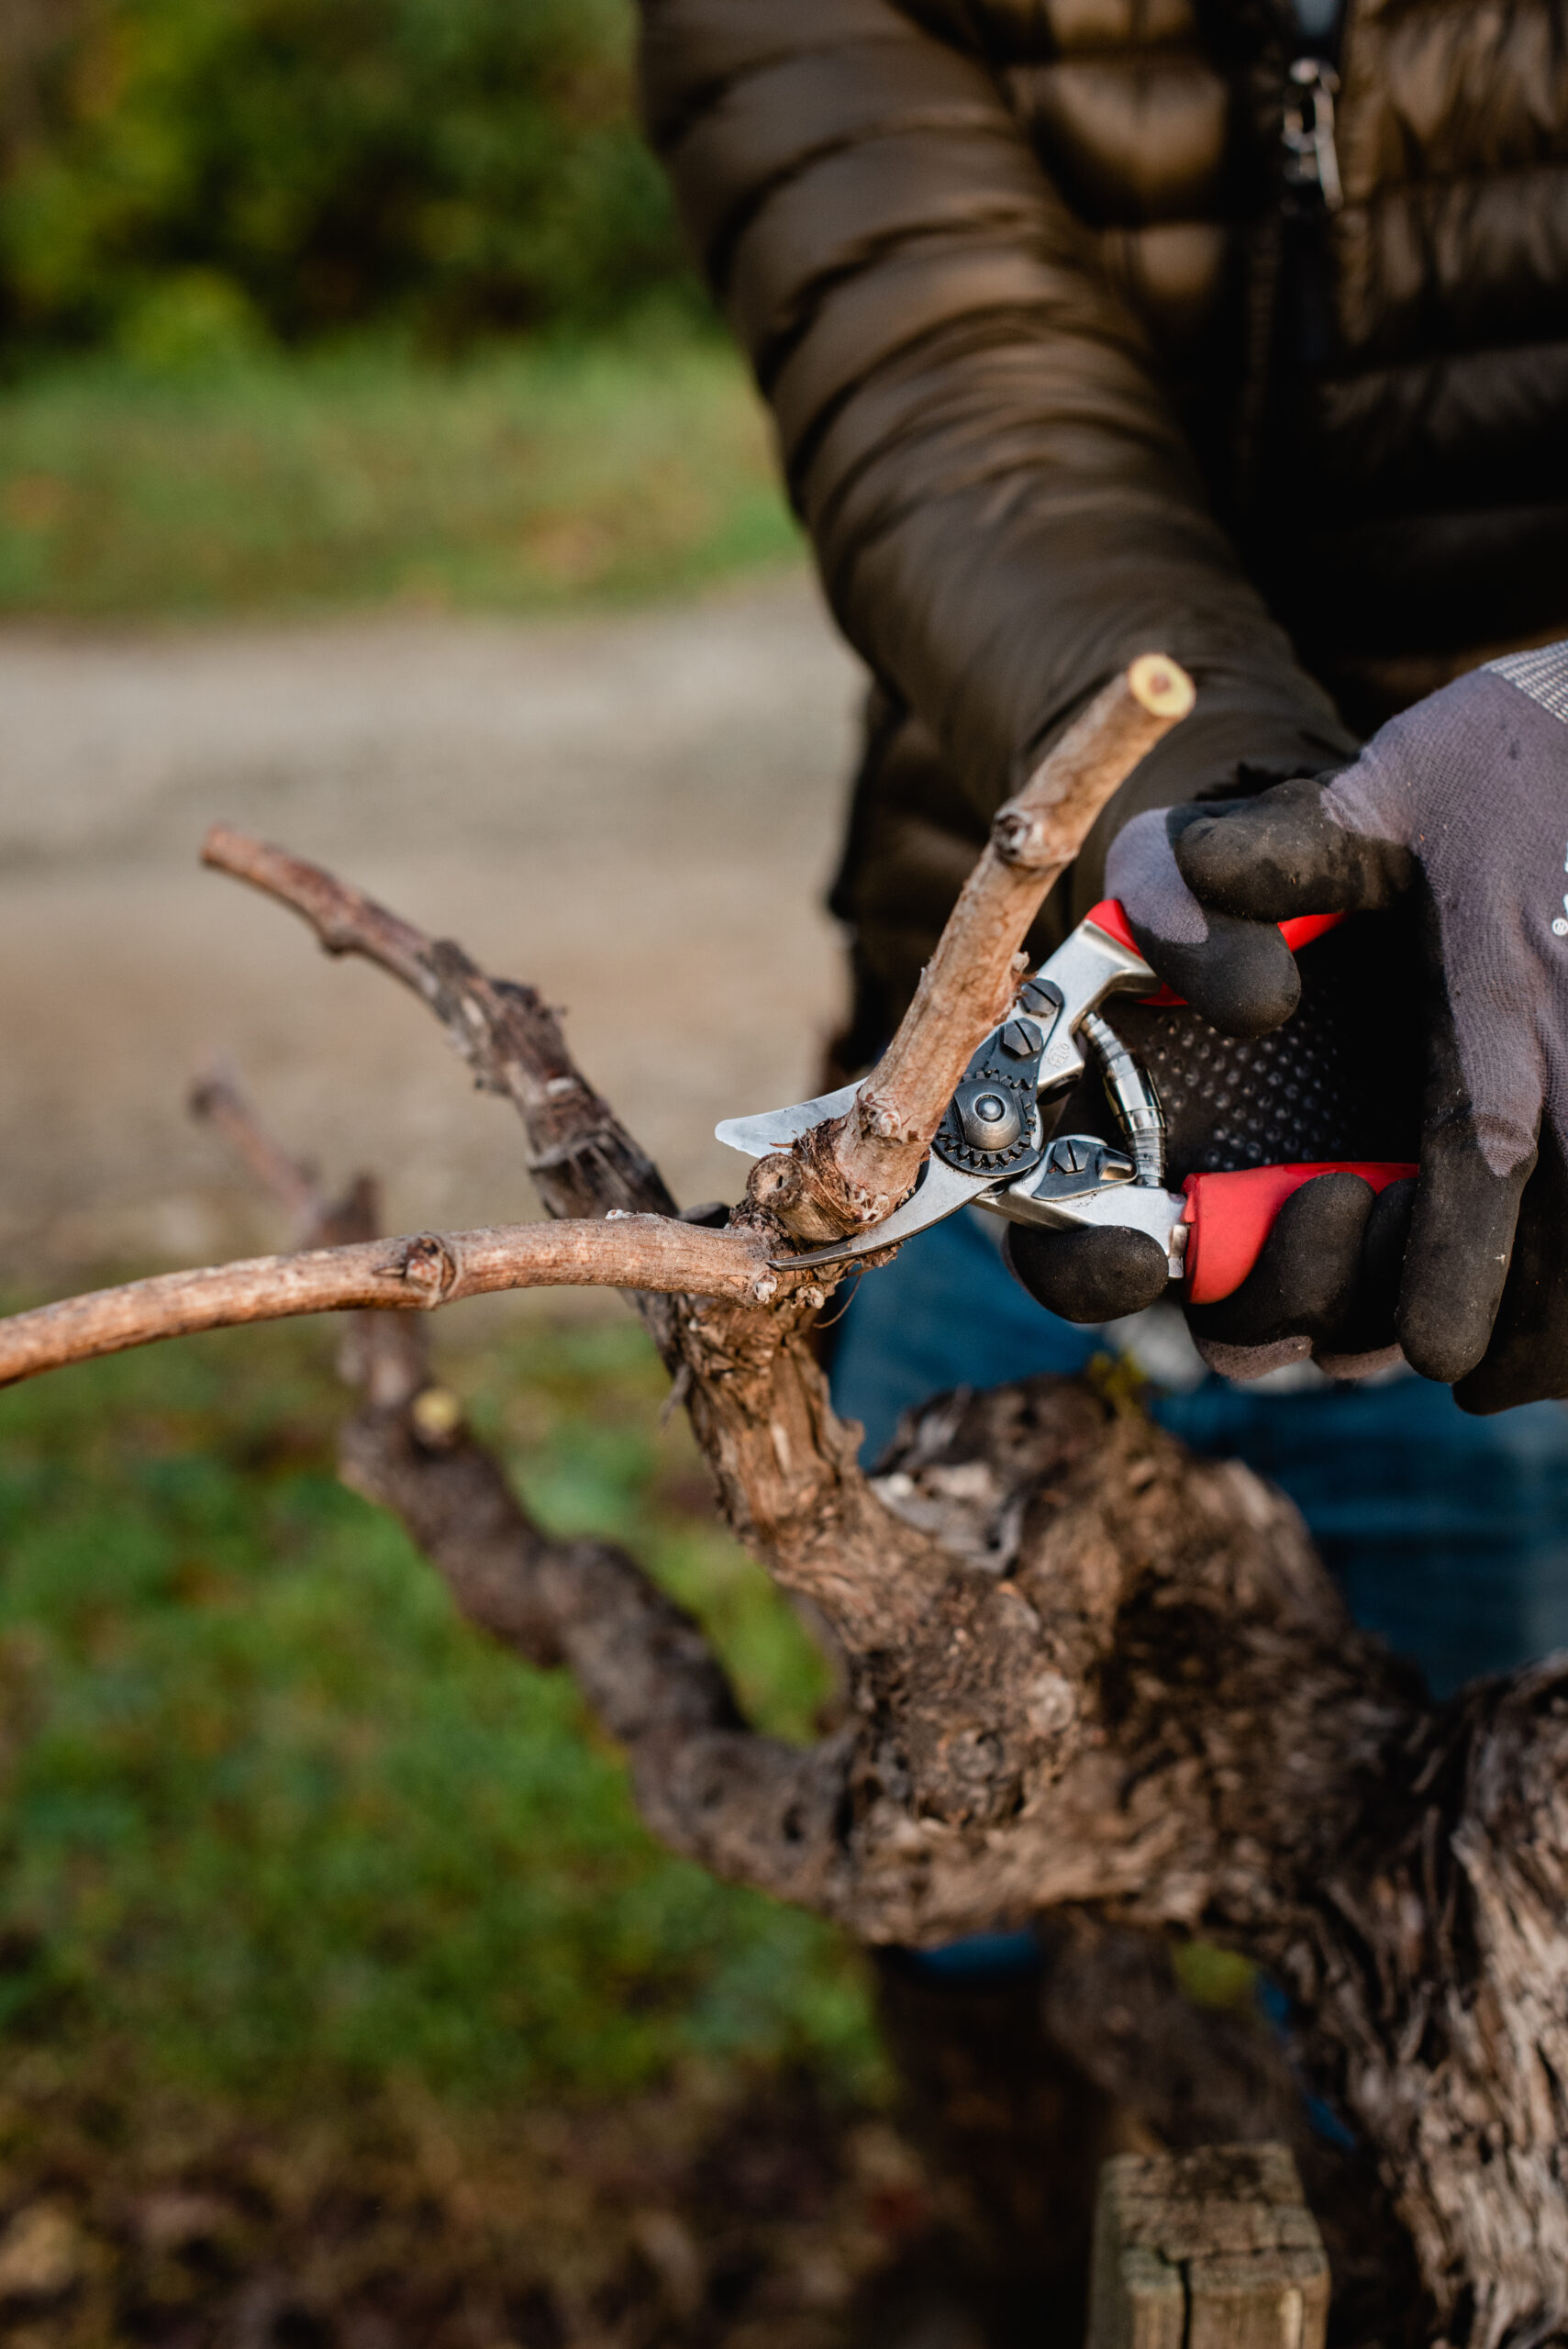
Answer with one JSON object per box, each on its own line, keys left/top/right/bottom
{"left": 637, "top": 0, "right": 1357, "bottom": 906}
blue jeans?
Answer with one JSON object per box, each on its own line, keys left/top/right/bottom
{"left": 829, "top": 1210, "right": 1568, "bottom": 1698}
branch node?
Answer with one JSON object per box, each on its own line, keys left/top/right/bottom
{"left": 391, "top": 1234, "right": 458, "bottom": 1304}
{"left": 990, "top": 806, "right": 1052, "bottom": 869}
{"left": 856, "top": 1095, "right": 914, "bottom": 1144}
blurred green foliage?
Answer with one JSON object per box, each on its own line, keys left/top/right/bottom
{"left": 0, "top": 1309, "right": 876, "bottom": 2115}
{"left": 0, "top": 0, "right": 693, "bottom": 360}
{"left": 0, "top": 331, "right": 798, "bottom": 616}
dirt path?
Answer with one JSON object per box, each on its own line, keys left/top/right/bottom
{"left": 0, "top": 573, "right": 861, "bottom": 1282}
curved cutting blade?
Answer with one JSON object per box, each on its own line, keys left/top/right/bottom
{"left": 715, "top": 1080, "right": 861, "bottom": 1159}
{"left": 770, "top": 1154, "right": 998, "bottom": 1271}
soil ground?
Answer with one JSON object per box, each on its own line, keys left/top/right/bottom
{"left": 0, "top": 571, "right": 859, "bottom": 1281}
{"left": 0, "top": 2063, "right": 982, "bottom": 2349}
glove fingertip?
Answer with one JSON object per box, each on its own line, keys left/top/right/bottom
{"left": 1174, "top": 781, "right": 1354, "bottom": 921}
{"left": 1134, "top": 910, "right": 1300, "bottom": 1038}
{"left": 1005, "top": 1223, "right": 1169, "bottom": 1324}
{"left": 1396, "top": 1153, "right": 1528, "bottom": 1387}
{"left": 1396, "top": 1263, "right": 1498, "bottom": 1383}
{"left": 1396, "top": 1302, "right": 1490, "bottom": 1390}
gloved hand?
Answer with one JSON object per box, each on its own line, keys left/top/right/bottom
{"left": 1009, "top": 644, "right": 1568, "bottom": 1411}
{"left": 1007, "top": 1169, "right": 1419, "bottom": 1380}
{"left": 1006, "top": 900, "right": 1424, "bottom": 1380}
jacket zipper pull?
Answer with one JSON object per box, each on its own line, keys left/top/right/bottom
{"left": 1283, "top": 57, "right": 1343, "bottom": 212}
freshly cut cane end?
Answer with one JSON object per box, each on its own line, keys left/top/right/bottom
{"left": 1128, "top": 652, "right": 1195, "bottom": 721}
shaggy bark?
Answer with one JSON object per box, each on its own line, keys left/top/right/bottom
{"left": 5, "top": 802, "right": 1564, "bottom": 2344}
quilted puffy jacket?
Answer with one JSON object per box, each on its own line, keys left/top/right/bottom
{"left": 637, "top": 0, "right": 1568, "bottom": 1049}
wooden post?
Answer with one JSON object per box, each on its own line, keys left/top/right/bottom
{"left": 1086, "top": 2144, "right": 1329, "bottom": 2349}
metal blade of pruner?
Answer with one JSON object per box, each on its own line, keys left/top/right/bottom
{"left": 714, "top": 1080, "right": 862, "bottom": 1161}
{"left": 715, "top": 907, "right": 1153, "bottom": 1167}
{"left": 713, "top": 903, "right": 1162, "bottom": 1270}
{"left": 784, "top": 1152, "right": 1016, "bottom": 1269}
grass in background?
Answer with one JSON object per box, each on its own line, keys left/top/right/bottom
{"left": 0, "top": 1302, "right": 897, "bottom": 2349}
{"left": 0, "top": 1309, "right": 873, "bottom": 2121}
{"left": 0, "top": 328, "right": 801, "bottom": 619}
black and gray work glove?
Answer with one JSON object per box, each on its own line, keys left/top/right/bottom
{"left": 1014, "top": 645, "right": 1568, "bottom": 1413}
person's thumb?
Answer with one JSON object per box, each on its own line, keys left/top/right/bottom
{"left": 1173, "top": 772, "right": 1396, "bottom": 922}
{"left": 1105, "top": 805, "right": 1300, "bottom": 1037}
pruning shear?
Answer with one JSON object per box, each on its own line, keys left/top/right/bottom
{"left": 716, "top": 900, "right": 1416, "bottom": 1305}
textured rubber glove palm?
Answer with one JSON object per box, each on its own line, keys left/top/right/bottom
{"left": 1164, "top": 644, "right": 1568, "bottom": 1410}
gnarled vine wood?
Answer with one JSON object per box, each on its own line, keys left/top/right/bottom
{"left": 0, "top": 658, "right": 1561, "bottom": 2346}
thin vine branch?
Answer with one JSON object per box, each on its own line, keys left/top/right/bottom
{"left": 194, "top": 824, "right": 929, "bottom": 1642}
{"left": 190, "top": 1066, "right": 429, "bottom": 1408}
{"left": 751, "top": 653, "right": 1195, "bottom": 1241}
{"left": 0, "top": 1215, "right": 811, "bottom": 1388}
{"left": 202, "top": 821, "right": 676, "bottom": 1225}
{"left": 189, "top": 1063, "right": 322, "bottom": 1231}
{"left": 188, "top": 1068, "right": 848, "bottom": 1906}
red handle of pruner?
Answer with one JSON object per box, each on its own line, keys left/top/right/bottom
{"left": 1183, "top": 1163, "right": 1418, "bottom": 1305}
{"left": 1084, "top": 898, "right": 1343, "bottom": 1008}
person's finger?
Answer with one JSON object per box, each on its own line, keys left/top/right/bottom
{"left": 1314, "top": 1175, "right": 1416, "bottom": 1365}
{"left": 1124, "top": 903, "right": 1303, "bottom": 1038}
{"left": 1174, "top": 774, "right": 1405, "bottom": 924}
{"left": 1397, "top": 1133, "right": 1532, "bottom": 1385}
{"left": 1393, "top": 1006, "right": 1536, "bottom": 1384}
{"left": 1003, "top": 1221, "right": 1170, "bottom": 1324}
{"left": 1455, "top": 1134, "right": 1568, "bottom": 1414}
{"left": 1107, "top": 805, "right": 1300, "bottom": 1036}
{"left": 1186, "top": 1171, "right": 1376, "bottom": 1360}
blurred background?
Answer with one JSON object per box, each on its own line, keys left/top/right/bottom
{"left": 0, "top": 8, "right": 931, "bottom": 2343}
{"left": 0, "top": 0, "right": 862, "bottom": 1270}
